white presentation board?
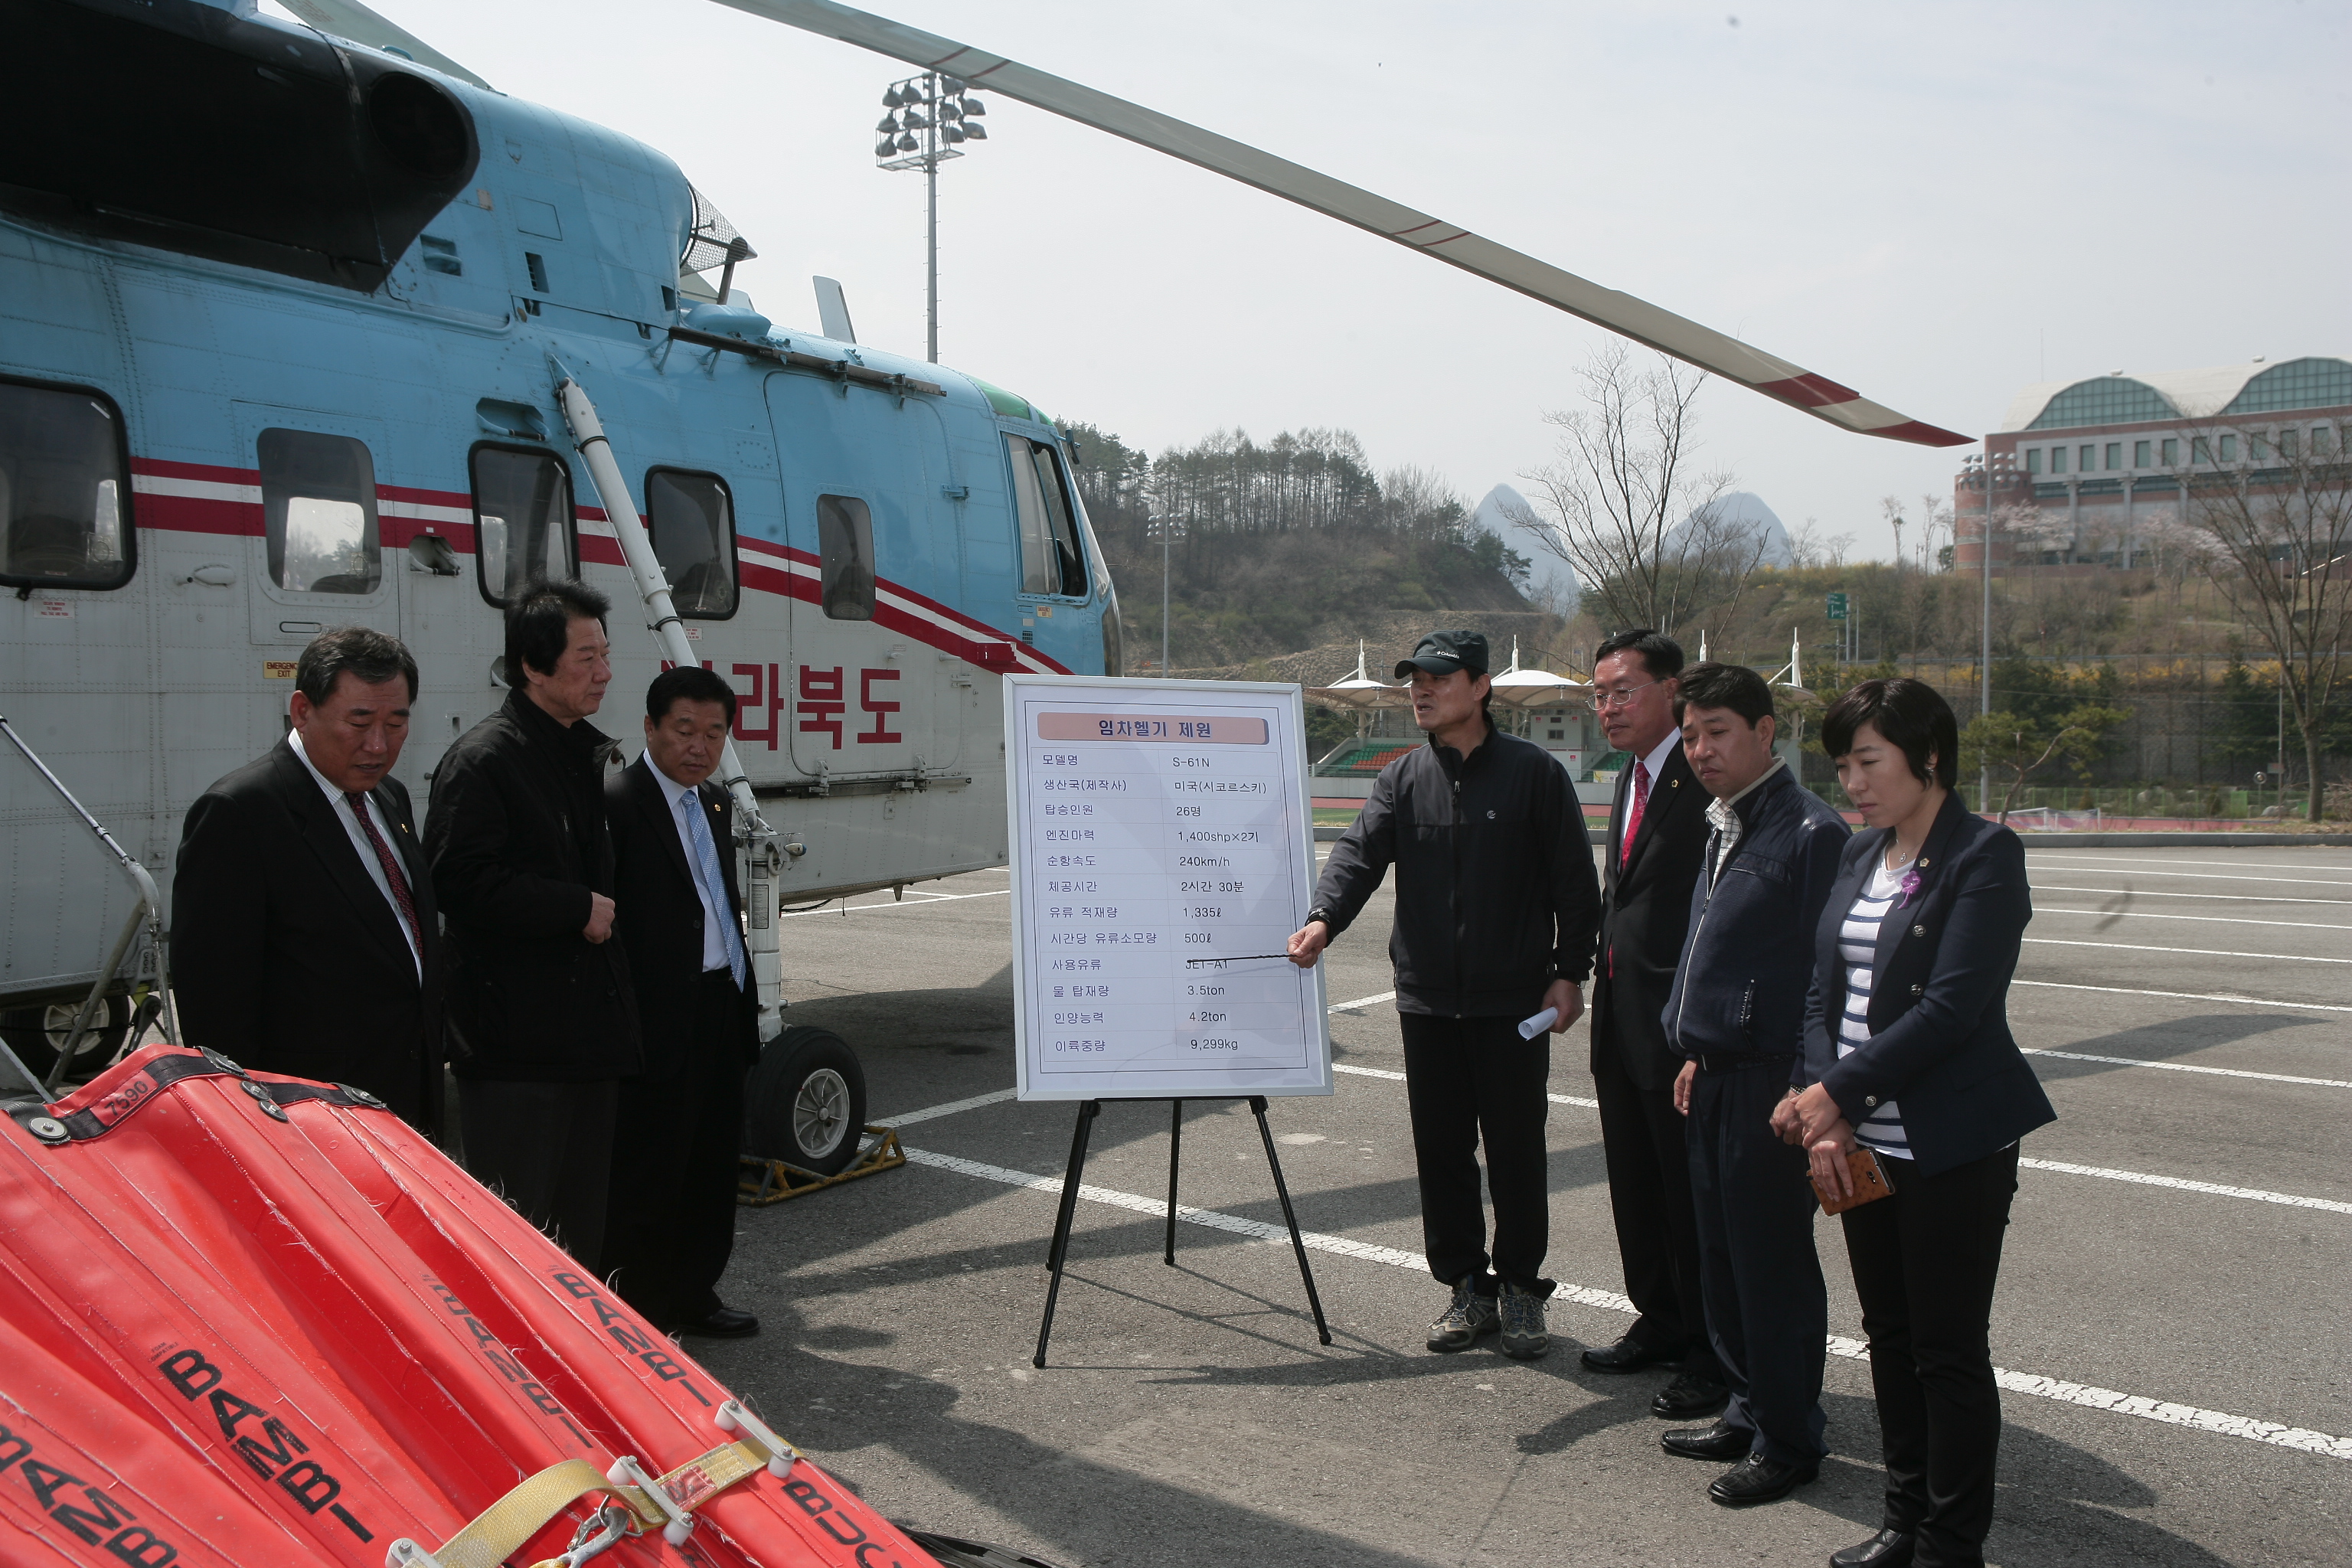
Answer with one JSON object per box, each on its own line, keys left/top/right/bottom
{"left": 1004, "top": 675, "right": 1332, "bottom": 1100}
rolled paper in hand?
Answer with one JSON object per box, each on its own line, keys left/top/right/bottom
{"left": 1517, "top": 1008, "right": 1558, "bottom": 1040}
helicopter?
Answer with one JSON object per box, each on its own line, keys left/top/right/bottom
{"left": 0, "top": 0, "right": 1965, "bottom": 1145}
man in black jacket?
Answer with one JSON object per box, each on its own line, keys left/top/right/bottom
{"left": 603, "top": 666, "right": 763, "bottom": 1339}
{"left": 1655, "top": 662, "right": 1850, "bottom": 1508}
{"left": 1578, "top": 630, "right": 1729, "bottom": 1419}
{"left": 175, "top": 626, "right": 441, "bottom": 1127}
{"left": 1289, "top": 630, "right": 1601, "bottom": 1361}
{"left": 426, "top": 579, "right": 640, "bottom": 1264}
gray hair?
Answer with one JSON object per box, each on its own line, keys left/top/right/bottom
{"left": 295, "top": 626, "right": 419, "bottom": 706}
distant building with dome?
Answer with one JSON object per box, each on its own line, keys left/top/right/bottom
{"left": 1957, "top": 355, "right": 2351, "bottom": 570}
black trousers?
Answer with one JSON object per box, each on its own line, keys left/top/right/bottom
{"left": 1399, "top": 1013, "right": 1550, "bottom": 1292}
{"left": 1687, "top": 1059, "right": 1827, "bottom": 1467}
{"left": 456, "top": 1076, "right": 618, "bottom": 1265}
{"left": 1841, "top": 1142, "right": 2020, "bottom": 1568}
{"left": 1592, "top": 1043, "right": 1720, "bottom": 1380}
{"left": 603, "top": 969, "right": 750, "bottom": 1328}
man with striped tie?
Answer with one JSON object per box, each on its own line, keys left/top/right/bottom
{"left": 603, "top": 666, "right": 763, "bottom": 1338}
{"left": 1656, "top": 663, "right": 1851, "bottom": 1508}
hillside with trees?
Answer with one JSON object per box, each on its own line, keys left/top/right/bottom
{"left": 1064, "top": 424, "right": 1543, "bottom": 671}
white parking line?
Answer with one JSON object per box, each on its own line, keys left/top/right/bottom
{"left": 2032, "top": 854, "right": 2352, "bottom": 881}
{"left": 2020, "top": 1049, "right": 2352, "bottom": 1089}
{"left": 2027, "top": 865, "right": 2352, "bottom": 887}
{"left": 2039, "top": 906, "right": 2352, "bottom": 932}
{"left": 896, "top": 1144, "right": 2352, "bottom": 1462}
{"left": 2034, "top": 884, "right": 2352, "bottom": 907}
{"left": 2018, "top": 1156, "right": 2352, "bottom": 1215}
{"left": 877, "top": 1088, "right": 1018, "bottom": 1128}
{"left": 1334, "top": 1060, "right": 1600, "bottom": 1110}
{"left": 2014, "top": 978, "right": 2352, "bottom": 1014}
{"left": 2024, "top": 936, "right": 2352, "bottom": 964}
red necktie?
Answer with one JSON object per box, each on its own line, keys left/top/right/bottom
{"left": 1620, "top": 760, "right": 1651, "bottom": 867}
{"left": 345, "top": 791, "right": 423, "bottom": 956}
{"left": 1607, "top": 760, "right": 1652, "bottom": 979}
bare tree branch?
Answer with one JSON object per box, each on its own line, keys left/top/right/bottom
{"left": 1506, "top": 345, "right": 1743, "bottom": 635}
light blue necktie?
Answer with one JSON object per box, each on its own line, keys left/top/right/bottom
{"left": 680, "top": 788, "right": 748, "bottom": 988}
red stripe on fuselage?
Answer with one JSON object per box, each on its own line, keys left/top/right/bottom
{"left": 122, "top": 458, "right": 1074, "bottom": 671}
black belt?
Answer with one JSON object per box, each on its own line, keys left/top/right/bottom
{"left": 1694, "top": 1052, "right": 1795, "bottom": 1074}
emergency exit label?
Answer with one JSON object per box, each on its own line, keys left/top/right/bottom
{"left": 1004, "top": 675, "right": 1330, "bottom": 1100}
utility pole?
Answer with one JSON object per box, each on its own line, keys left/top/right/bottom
{"left": 1147, "top": 515, "right": 1184, "bottom": 675}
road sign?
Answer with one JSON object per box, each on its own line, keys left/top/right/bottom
{"left": 1826, "top": 592, "right": 1850, "bottom": 621}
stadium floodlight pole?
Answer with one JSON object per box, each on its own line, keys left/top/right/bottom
{"left": 874, "top": 72, "right": 988, "bottom": 363}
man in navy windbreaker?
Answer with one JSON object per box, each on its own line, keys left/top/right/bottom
{"left": 1656, "top": 663, "right": 1851, "bottom": 1508}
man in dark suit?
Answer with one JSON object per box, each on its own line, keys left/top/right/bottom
{"left": 1578, "top": 629, "right": 1729, "bottom": 1418}
{"left": 174, "top": 626, "right": 441, "bottom": 1127}
{"left": 426, "top": 580, "right": 640, "bottom": 1264}
{"left": 603, "top": 665, "right": 763, "bottom": 1339}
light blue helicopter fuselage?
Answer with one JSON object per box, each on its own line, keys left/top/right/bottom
{"left": 0, "top": 0, "right": 1119, "bottom": 1007}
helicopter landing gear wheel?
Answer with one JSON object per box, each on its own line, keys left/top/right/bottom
{"left": 743, "top": 1025, "right": 867, "bottom": 1178}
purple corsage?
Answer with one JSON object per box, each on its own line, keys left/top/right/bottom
{"left": 1896, "top": 867, "right": 1922, "bottom": 909}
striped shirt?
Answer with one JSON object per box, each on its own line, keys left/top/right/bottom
{"left": 1837, "top": 858, "right": 1914, "bottom": 1158}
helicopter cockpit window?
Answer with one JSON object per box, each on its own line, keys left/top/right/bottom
{"left": 259, "top": 430, "right": 380, "bottom": 595}
{"left": 469, "top": 444, "right": 577, "bottom": 607}
{"left": 815, "top": 495, "right": 875, "bottom": 621}
{"left": 645, "top": 469, "right": 737, "bottom": 619}
{"left": 1004, "top": 434, "right": 1086, "bottom": 598}
{"left": 0, "top": 379, "right": 134, "bottom": 592}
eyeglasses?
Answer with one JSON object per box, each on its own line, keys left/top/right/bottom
{"left": 1592, "top": 679, "right": 1662, "bottom": 710}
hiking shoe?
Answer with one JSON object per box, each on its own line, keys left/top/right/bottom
{"left": 1426, "top": 1278, "right": 1500, "bottom": 1352}
{"left": 1498, "top": 1280, "right": 1550, "bottom": 1360}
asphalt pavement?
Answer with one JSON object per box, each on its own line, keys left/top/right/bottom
{"left": 693, "top": 842, "right": 2352, "bottom": 1568}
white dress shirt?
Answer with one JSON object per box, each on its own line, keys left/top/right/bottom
{"left": 289, "top": 728, "right": 423, "bottom": 981}
{"left": 645, "top": 756, "right": 734, "bottom": 973}
{"left": 1618, "top": 727, "right": 1685, "bottom": 861}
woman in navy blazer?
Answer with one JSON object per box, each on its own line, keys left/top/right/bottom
{"left": 1776, "top": 679, "right": 2054, "bottom": 1568}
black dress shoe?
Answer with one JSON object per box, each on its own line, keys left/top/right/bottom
{"left": 1707, "top": 1452, "right": 1819, "bottom": 1507}
{"left": 1660, "top": 1419, "right": 1750, "bottom": 1462}
{"left": 1830, "top": 1527, "right": 1916, "bottom": 1567}
{"left": 1651, "top": 1369, "right": 1731, "bottom": 1419}
{"left": 673, "top": 1306, "right": 760, "bottom": 1339}
{"left": 1580, "top": 1335, "right": 1681, "bottom": 1374}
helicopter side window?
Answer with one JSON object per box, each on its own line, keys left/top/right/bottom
{"left": 469, "top": 444, "right": 577, "bottom": 607}
{"left": 645, "top": 469, "right": 737, "bottom": 619}
{"left": 815, "top": 495, "right": 875, "bottom": 621}
{"left": 259, "top": 430, "right": 380, "bottom": 596}
{"left": 1004, "top": 434, "right": 1086, "bottom": 598}
{"left": 0, "top": 378, "right": 135, "bottom": 592}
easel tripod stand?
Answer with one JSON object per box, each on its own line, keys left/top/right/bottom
{"left": 1033, "top": 1095, "right": 1332, "bottom": 1367}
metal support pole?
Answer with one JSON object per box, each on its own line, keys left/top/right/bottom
{"left": 1161, "top": 522, "right": 1171, "bottom": 677}
{"left": 1980, "top": 459, "right": 1994, "bottom": 811}
{"left": 1034, "top": 1099, "right": 1101, "bottom": 1367}
{"left": 1250, "top": 1096, "right": 1332, "bottom": 1345}
{"left": 925, "top": 73, "right": 939, "bottom": 364}
{"left": 1164, "top": 1099, "right": 1182, "bottom": 1265}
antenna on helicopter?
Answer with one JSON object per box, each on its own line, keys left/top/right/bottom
{"left": 813, "top": 276, "right": 858, "bottom": 343}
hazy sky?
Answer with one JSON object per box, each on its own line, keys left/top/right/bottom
{"left": 353, "top": 0, "right": 2348, "bottom": 562}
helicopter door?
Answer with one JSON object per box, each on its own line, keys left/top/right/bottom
{"left": 763, "top": 373, "right": 956, "bottom": 779}
{"left": 233, "top": 406, "right": 399, "bottom": 660}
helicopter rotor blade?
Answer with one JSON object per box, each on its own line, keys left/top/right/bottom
{"left": 713, "top": 0, "right": 1966, "bottom": 446}
{"left": 274, "top": 0, "right": 495, "bottom": 93}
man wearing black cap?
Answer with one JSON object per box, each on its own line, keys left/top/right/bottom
{"left": 1289, "top": 629, "right": 1602, "bottom": 1360}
